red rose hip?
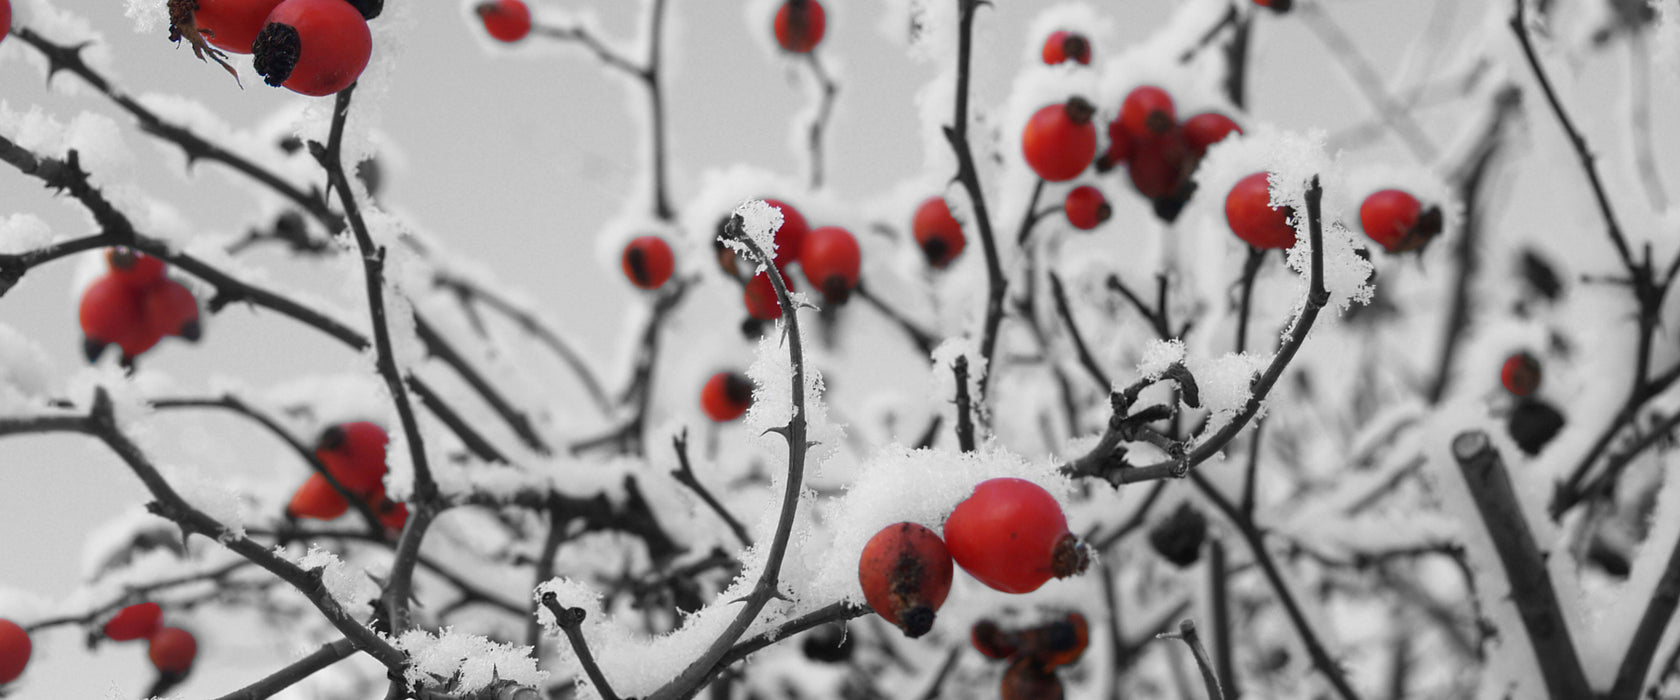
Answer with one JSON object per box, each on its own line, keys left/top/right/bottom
{"left": 253, "top": 0, "right": 373, "bottom": 97}
{"left": 1502, "top": 352, "right": 1542, "bottom": 397}
{"left": 774, "top": 0, "right": 826, "bottom": 53}
{"left": 1022, "top": 98, "right": 1098, "bottom": 183}
{"left": 761, "top": 198, "right": 809, "bottom": 268}
{"left": 104, "top": 602, "right": 164, "bottom": 642}
{"left": 622, "top": 236, "right": 676, "bottom": 290}
{"left": 147, "top": 626, "right": 197, "bottom": 674}
{"left": 0, "top": 619, "right": 30, "bottom": 684}
{"left": 1119, "top": 85, "right": 1176, "bottom": 141}
{"left": 943, "top": 478, "right": 1088, "bottom": 594}
{"left": 80, "top": 273, "right": 163, "bottom": 364}
{"left": 1224, "top": 172, "right": 1297, "bottom": 250}
{"left": 1040, "top": 31, "right": 1090, "bottom": 66}
{"left": 170, "top": 0, "right": 287, "bottom": 55}
{"left": 477, "top": 0, "right": 531, "bottom": 43}
{"left": 1360, "top": 188, "right": 1443, "bottom": 253}
{"left": 800, "top": 226, "right": 861, "bottom": 304}
{"left": 315, "top": 422, "right": 388, "bottom": 496}
{"left": 287, "top": 472, "right": 351, "bottom": 520}
{"left": 912, "top": 197, "right": 965, "bottom": 268}
{"left": 858, "top": 522, "right": 954, "bottom": 638}
{"left": 144, "top": 278, "right": 202, "bottom": 341}
{"left": 1063, "top": 186, "right": 1109, "bottom": 230}
{"left": 743, "top": 273, "right": 783, "bottom": 321}
{"left": 1182, "top": 112, "right": 1242, "bottom": 157}
{"left": 701, "top": 371, "right": 753, "bottom": 422}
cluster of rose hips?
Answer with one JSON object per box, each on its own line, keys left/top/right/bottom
{"left": 286, "top": 422, "right": 408, "bottom": 533}
{"left": 858, "top": 478, "right": 1089, "bottom": 639}
{"left": 972, "top": 613, "right": 1090, "bottom": 700}
{"left": 1498, "top": 351, "right": 1566, "bottom": 455}
{"left": 78, "top": 249, "right": 202, "bottom": 367}
{"left": 726, "top": 200, "right": 862, "bottom": 321}
{"left": 1100, "top": 86, "right": 1243, "bottom": 221}
{"left": 0, "top": 605, "right": 197, "bottom": 691}
{"left": 170, "top": 0, "right": 374, "bottom": 96}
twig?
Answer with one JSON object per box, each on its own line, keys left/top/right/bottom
{"left": 1163, "top": 619, "right": 1225, "bottom": 700}
{"left": 0, "top": 390, "right": 406, "bottom": 668}
{"left": 647, "top": 221, "right": 815, "bottom": 700}
{"left": 953, "top": 355, "right": 976, "bottom": 452}
{"left": 1451, "top": 431, "right": 1590, "bottom": 699}
{"left": 854, "top": 283, "right": 937, "bottom": 356}
{"left": 916, "top": 646, "right": 964, "bottom": 700}
{"left": 944, "top": 0, "right": 1009, "bottom": 402}
{"left": 309, "top": 87, "right": 437, "bottom": 638}
{"left": 24, "top": 559, "right": 252, "bottom": 633}
{"left": 1049, "top": 272, "right": 1111, "bottom": 390}
{"left": 1209, "top": 540, "right": 1238, "bottom": 697}
{"left": 540, "top": 594, "right": 623, "bottom": 700}
{"left": 1298, "top": 2, "right": 1438, "bottom": 162}
{"left": 1067, "top": 177, "right": 1330, "bottom": 486}
{"left": 804, "top": 52, "right": 838, "bottom": 189}
{"left": 433, "top": 273, "right": 611, "bottom": 412}
{"left": 211, "top": 638, "right": 359, "bottom": 700}
{"left": 413, "top": 314, "right": 551, "bottom": 454}
{"left": 1607, "top": 505, "right": 1680, "bottom": 698}
{"left": 672, "top": 429, "right": 752, "bottom": 547}
{"left": 1107, "top": 274, "right": 1172, "bottom": 339}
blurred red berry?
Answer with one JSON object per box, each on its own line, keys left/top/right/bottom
{"left": 370, "top": 490, "right": 408, "bottom": 532}
{"left": 858, "top": 522, "right": 954, "bottom": 638}
{"left": 1253, "top": 0, "right": 1293, "bottom": 12}
{"left": 622, "top": 236, "right": 677, "bottom": 290}
{"left": 1360, "top": 188, "right": 1442, "bottom": 253}
{"left": 1127, "top": 132, "right": 1195, "bottom": 201}
{"left": 971, "top": 619, "right": 1019, "bottom": 660}
{"left": 1119, "top": 85, "right": 1176, "bottom": 141}
{"left": 1040, "top": 31, "right": 1090, "bottom": 65}
{"left": 743, "top": 273, "right": 783, "bottom": 321}
{"left": 105, "top": 248, "right": 167, "bottom": 289}
{"left": 147, "top": 627, "right": 197, "bottom": 674}
{"left": 1182, "top": 112, "right": 1242, "bottom": 157}
{"left": 943, "top": 478, "right": 1089, "bottom": 594}
{"left": 0, "top": 619, "right": 27, "bottom": 684}
{"left": 774, "top": 0, "right": 826, "bottom": 53}
{"left": 80, "top": 274, "right": 163, "bottom": 364}
{"left": 287, "top": 472, "right": 351, "bottom": 520}
{"left": 477, "top": 0, "right": 531, "bottom": 43}
{"left": 912, "top": 197, "right": 966, "bottom": 268}
{"left": 315, "top": 422, "right": 388, "bottom": 496}
{"left": 1224, "top": 172, "right": 1297, "bottom": 250}
{"left": 1063, "top": 186, "right": 1109, "bottom": 230}
{"left": 144, "top": 278, "right": 202, "bottom": 341}
{"left": 800, "top": 226, "right": 861, "bottom": 304}
{"left": 253, "top": 0, "right": 372, "bottom": 97}
{"left": 701, "top": 371, "right": 753, "bottom": 422}
{"left": 104, "top": 602, "right": 164, "bottom": 642}
{"left": 1095, "top": 117, "right": 1133, "bottom": 171}
{"left": 0, "top": 1, "right": 10, "bottom": 50}
{"left": 762, "top": 198, "right": 809, "bottom": 268}
{"left": 1502, "top": 352, "right": 1542, "bottom": 397}
{"left": 1022, "top": 98, "right": 1098, "bottom": 182}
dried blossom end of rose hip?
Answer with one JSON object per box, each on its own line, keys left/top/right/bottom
{"left": 1050, "top": 532, "right": 1089, "bottom": 579}
{"left": 1063, "top": 97, "right": 1095, "bottom": 125}
{"left": 252, "top": 22, "right": 301, "bottom": 87}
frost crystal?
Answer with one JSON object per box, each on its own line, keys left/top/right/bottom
{"left": 729, "top": 199, "right": 785, "bottom": 268}
{"left": 397, "top": 628, "right": 548, "bottom": 693}
{"left": 280, "top": 545, "right": 379, "bottom": 609}
{"left": 1137, "top": 339, "right": 1186, "bottom": 380}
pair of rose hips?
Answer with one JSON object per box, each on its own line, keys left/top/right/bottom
{"left": 104, "top": 603, "right": 198, "bottom": 675}
{"left": 736, "top": 199, "right": 861, "bottom": 320}
{"left": 287, "top": 422, "right": 408, "bottom": 532}
{"left": 79, "top": 249, "right": 202, "bottom": 366}
{"left": 774, "top": 0, "right": 827, "bottom": 54}
{"left": 1018, "top": 99, "right": 1119, "bottom": 229}
{"left": 170, "top": 0, "right": 372, "bottom": 96}
{"left": 913, "top": 191, "right": 1102, "bottom": 265}
{"left": 973, "top": 613, "right": 1090, "bottom": 700}
{"left": 1228, "top": 177, "right": 1445, "bottom": 252}
{"left": 859, "top": 478, "right": 1090, "bottom": 638}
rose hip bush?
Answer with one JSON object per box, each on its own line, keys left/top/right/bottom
{"left": 2, "top": 1, "right": 1680, "bottom": 699}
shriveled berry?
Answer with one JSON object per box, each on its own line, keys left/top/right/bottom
{"left": 1126, "top": 130, "right": 1195, "bottom": 201}
{"left": 701, "top": 371, "right": 753, "bottom": 422}
{"left": 315, "top": 422, "right": 388, "bottom": 496}
{"left": 1147, "top": 503, "right": 1207, "bottom": 567}
{"left": 622, "top": 236, "right": 676, "bottom": 290}
{"left": 800, "top": 226, "right": 861, "bottom": 305}
{"left": 1508, "top": 398, "right": 1566, "bottom": 456}
{"left": 1063, "top": 186, "right": 1109, "bottom": 231}
{"left": 147, "top": 626, "right": 197, "bottom": 674}
{"left": 1041, "top": 31, "right": 1090, "bottom": 65}
{"left": 1224, "top": 172, "right": 1297, "bottom": 250}
{"left": 287, "top": 472, "right": 350, "bottom": 520}
{"left": 971, "top": 619, "right": 1019, "bottom": 660}
{"left": 0, "top": 619, "right": 28, "bottom": 684}
{"left": 253, "top": 0, "right": 372, "bottom": 97}
{"left": 1022, "top": 98, "right": 1098, "bottom": 183}
{"left": 477, "top": 0, "right": 531, "bottom": 43}
{"left": 912, "top": 197, "right": 965, "bottom": 269}
{"left": 944, "top": 478, "right": 1089, "bottom": 594}
{"left": 1501, "top": 352, "right": 1542, "bottom": 397}
{"left": 858, "top": 522, "right": 954, "bottom": 638}
{"left": 1029, "top": 613, "right": 1089, "bottom": 670}
{"left": 105, "top": 602, "right": 164, "bottom": 642}
{"left": 1000, "top": 655, "right": 1064, "bottom": 700}
{"left": 774, "top": 0, "right": 826, "bottom": 53}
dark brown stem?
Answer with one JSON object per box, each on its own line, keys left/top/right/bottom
{"left": 211, "top": 638, "right": 359, "bottom": 700}
{"left": 953, "top": 355, "right": 976, "bottom": 451}
{"left": 1209, "top": 540, "right": 1238, "bottom": 698}
{"left": 540, "top": 595, "right": 623, "bottom": 700}
{"left": 1452, "top": 431, "right": 1590, "bottom": 699}
{"left": 1049, "top": 272, "right": 1111, "bottom": 389}
{"left": 804, "top": 52, "right": 839, "bottom": 189}
{"left": 672, "top": 429, "right": 752, "bottom": 547}
{"left": 413, "top": 314, "right": 550, "bottom": 454}
{"left": 1168, "top": 619, "right": 1225, "bottom": 700}
{"left": 944, "top": 0, "right": 1008, "bottom": 403}
{"left": 434, "top": 273, "right": 611, "bottom": 412}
